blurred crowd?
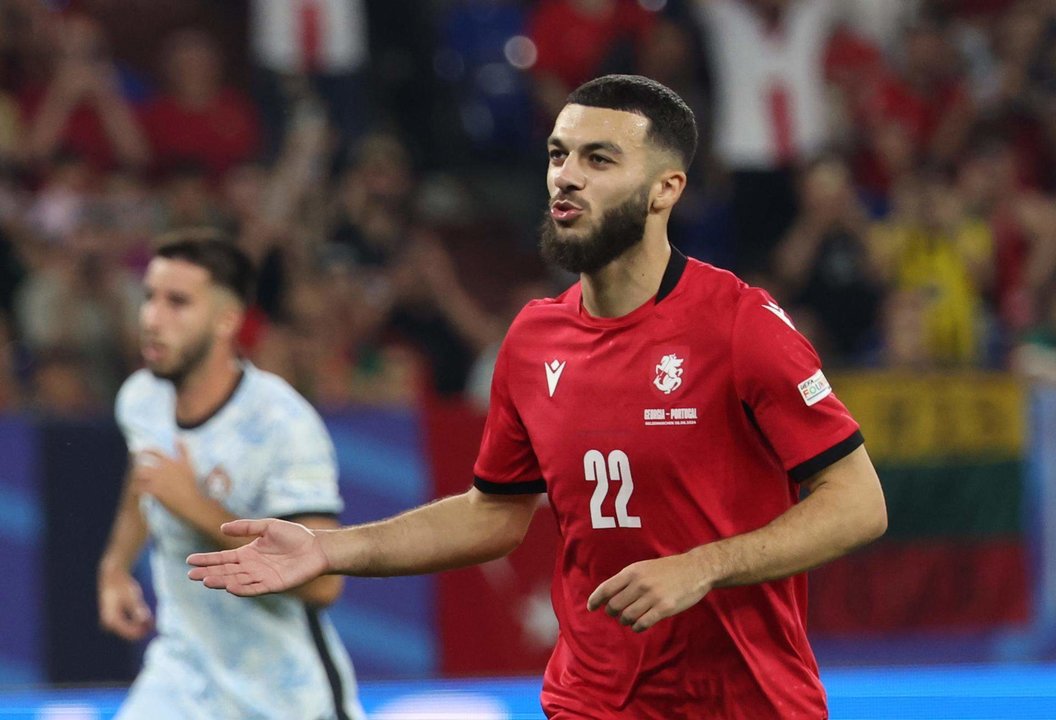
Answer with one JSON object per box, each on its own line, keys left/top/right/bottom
{"left": 4, "top": 0, "right": 1056, "bottom": 418}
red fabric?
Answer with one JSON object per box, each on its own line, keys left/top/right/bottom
{"left": 527, "top": 0, "right": 656, "bottom": 90}
{"left": 768, "top": 84, "right": 794, "bottom": 167}
{"left": 237, "top": 304, "right": 269, "bottom": 353}
{"left": 991, "top": 205, "right": 1030, "bottom": 331}
{"left": 474, "top": 258, "right": 861, "bottom": 718}
{"left": 870, "top": 75, "right": 969, "bottom": 153}
{"left": 430, "top": 396, "right": 559, "bottom": 675}
{"left": 809, "top": 538, "right": 1029, "bottom": 633}
{"left": 141, "top": 89, "right": 261, "bottom": 181}
{"left": 299, "top": 0, "right": 323, "bottom": 74}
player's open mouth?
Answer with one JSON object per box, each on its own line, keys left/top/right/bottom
{"left": 142, "top": 342, "right": 165, "bottom": 362}
{"left": 550, "top": 200, "right": 582, "bottom": 222}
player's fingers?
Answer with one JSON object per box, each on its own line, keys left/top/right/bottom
{"left": 601, "top": 585, "right": 641, "bottom": 618}
{"left": 587, "top": 573, "right": 631, "bottom": 612}
{"left": 175, "top": 439, "right": 191, "bottom": 463}
{"left": 632, "top": 608, "right": 666, "bottom": 633}
{"left": 136, "top": 449, "right": 168, "bottom": 465}
{"left": 186, "top": 548, "right": 241, "bottom": 567}
{"left": 220, "top": 518, "right": 271, "bottom": 537}
{"left": 205, "top": 572, "right": 269, "bottom": 597}
{"left": 619, "top": 597, "right": 654, "bottom": 627}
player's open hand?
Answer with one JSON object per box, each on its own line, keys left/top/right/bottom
{"left": 186, "top": 518, "right": 330, "bottom": 596}
{"left": 587, "top": 551, "right": 713, "bottom": 632}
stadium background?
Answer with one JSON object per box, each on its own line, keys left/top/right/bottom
{"left": 2, "top": 0, "right": 1056, "bottom": 717}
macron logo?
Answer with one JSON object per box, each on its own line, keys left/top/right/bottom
{"left": 545, "top": 359, "right": 566, "bottom": 398}
{"left": 763, "top": 301, "right": 795, "bottom": 330}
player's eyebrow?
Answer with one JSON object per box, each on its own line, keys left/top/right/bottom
{"left": 547, "top": 137, "right": 625, "bottom": 156}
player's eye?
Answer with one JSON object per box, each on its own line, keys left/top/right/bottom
{"left": 548, "top": 149, "right": 566, "bottom": 163}
{"left": 590, "top": 154, "right": 612, "bottom": 165}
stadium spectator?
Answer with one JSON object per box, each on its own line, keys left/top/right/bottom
{"left": 693, "top": 0, "right": 840, "bottom": 282}
{"left": 249, "top": 0, "right": 371, "bottom": 165}
{"left": 18, "top": 13, "right": 150, "bottom": 174}
{"left": 773, "top": 156, "right": 883, "bottom": 364}
{"left": 527, "top": 0, "right": 658, "bottom": 121}
{"left": 14, "top": 210, "right": 141, "bottom": 403}
{"left": 870, "top": 167, "right": 993, "bottom": 366}
{"left": 851, "top": 11, "right": 976, "bottom": 203}
{"left": 141, "top": 29, "right": 261, "bottom": 182}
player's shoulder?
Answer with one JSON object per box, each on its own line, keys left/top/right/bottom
{"left": 674, "top": 257, "right": 756, "bottom": 314}
{"left": 504, "top": 283, "right": 579, "bottom": 338}
{"left": 239, "top": 364, "right": 328, "bottom": 427}
{"left": 115, "top": 368, "right": 168, "bottom": 417}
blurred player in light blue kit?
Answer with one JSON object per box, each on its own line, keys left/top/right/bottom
{"left": 97, "top": 231, "right": 364, "bottom": 720}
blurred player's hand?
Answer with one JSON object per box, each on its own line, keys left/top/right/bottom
{"left": 186, "top": 519, "right": 330, "bottom": 596}
{"left": 587, "top": 552, "right": 712, "bottom": 633}
{"left": 132, "top": 441, "right": 202, "bottom": 520}
{"left": 98, "top": 566, "right": 153, "bottom": 641}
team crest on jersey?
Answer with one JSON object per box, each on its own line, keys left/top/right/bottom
{"left": 202, "top": 466, "right": 232, "bottom": 500}
{"left": 653, "top": 353, "right": 684, "bottom": 394}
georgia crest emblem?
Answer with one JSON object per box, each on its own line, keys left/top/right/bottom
{"left": 653, "top": 353, "right": 684, "bottom": 394}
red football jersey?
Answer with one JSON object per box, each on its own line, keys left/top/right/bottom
{"left": 474, "top": 250, "right": 861, "bottom": 719}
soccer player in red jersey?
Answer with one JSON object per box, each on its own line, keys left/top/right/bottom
{"left": 188, "top": 75, "right": 887, "bottom": 719}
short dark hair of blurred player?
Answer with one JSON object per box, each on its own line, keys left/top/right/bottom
{"left": 99, "top": 230, "right": 364, "bottom": 719}
{"left": 189, "top": 76, "right": 887, "bottom": 719}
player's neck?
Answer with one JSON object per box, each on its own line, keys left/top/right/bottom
{"left": 580, "top": 234, "right": 671, "bottom": 319}
{"left": 173, "top": 353, "right": 244, "bottom": 428}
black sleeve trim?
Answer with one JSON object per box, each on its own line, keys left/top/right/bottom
{"left": 788, "top": 429, "right": 865, "bottom": 483}
{"left": 276, "top": 512, "right": 341, "bottom": 522}
{"left": 474, "top": 476, "right": 547, "bottom": 495}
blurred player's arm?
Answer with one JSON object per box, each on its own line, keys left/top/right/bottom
{"left": 97, "top": 463, "right": 153, "bottom": 641}
{"left": 589, "top": 445, "right": 886, "bottom": 631}
{"left": 187, "top": 488, "right": 540, "bottom": 595}
{"left": 131, "top": 442, "right": 249, "bottom": 552}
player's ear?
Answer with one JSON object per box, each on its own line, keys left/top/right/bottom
{"left": 215, "top": 294, "right": 244, "bottom": 340}
{"left": 651, "top": 168, "right": 686, "bottom": 213}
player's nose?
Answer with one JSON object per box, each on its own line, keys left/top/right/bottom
{"left": 553, "top": 161, "right": 585, "bottom": 193}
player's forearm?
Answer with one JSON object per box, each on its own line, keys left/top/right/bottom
{"left": 94, "top": 97, "right": 150, "bottom": 168}
{"left": 182, "top": 499, "right": 252, "bottom": 551}
{"left": 318, "top": 489, "right": 538, "bottom": 577}
{"left": 99, "top": 487, "right": 149, "bottom": 575}
{"left": 692, "top": 446, "right": 887, "bottom": 590}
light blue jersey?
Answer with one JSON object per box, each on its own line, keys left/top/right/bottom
{"left": 114, "top": 363, "right": 364, "bottom": 720}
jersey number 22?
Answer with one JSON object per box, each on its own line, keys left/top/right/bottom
{"left": 584, "top": 450, "right": 641, "bottom": 529}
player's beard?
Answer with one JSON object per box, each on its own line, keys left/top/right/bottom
{"left": 540, "top": 187, "right": 650, "bottom": 275}
{"left": 147, "top": 329, "right": 214, "bottom": 388}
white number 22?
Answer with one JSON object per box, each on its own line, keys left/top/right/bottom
{"left": 584, "top": 449, "right": 641, "bottom": 529}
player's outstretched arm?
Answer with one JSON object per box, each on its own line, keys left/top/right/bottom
{"left": 189, "top": 488, "right": 540, "bottom": 595}
{"left": 589, "top": 445, "right": 887, "bottom": 631}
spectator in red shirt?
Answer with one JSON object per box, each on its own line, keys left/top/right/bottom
{"left": 853, "top": 14, "right": 976, "bottom": 201}
{"left": 20, "top": 12, "right": 150, "bottom": 174}
{"left": 527, "top": 0, "right": 658, "bottom": 119}
{"left": 142, "top": 29, "right": 261, "bottom": 182}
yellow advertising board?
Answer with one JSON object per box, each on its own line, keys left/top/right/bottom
{"left": 830, "top": 371, "right": 1025, "bottom": 463}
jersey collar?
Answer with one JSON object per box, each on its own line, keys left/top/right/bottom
{"left": 655, "top": 245, "right": 688, "bottom": 305}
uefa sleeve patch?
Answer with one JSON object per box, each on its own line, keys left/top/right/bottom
{"left": 798, "top": 369, "right": 832, "bottom": 407}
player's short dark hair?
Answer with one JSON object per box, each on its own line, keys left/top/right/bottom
{"left": 154, "top": 229, "right": 256, "bottom": 306}
{"left": 566, "top": 74, "right": 698, "bottom": 170}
